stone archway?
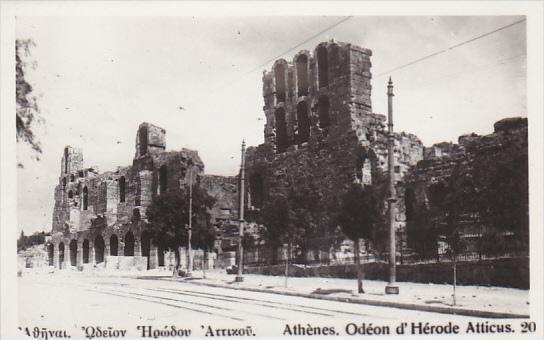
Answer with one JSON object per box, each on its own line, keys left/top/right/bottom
{"left": 58, "top": 242, "right": 65, "bottom": 269}
{"left": 82, "top": 239, "right": 89, "bottom": 264}
{"left": 355, "top": 147, "right": 379, "bottom": 186}
{"left": 158, "top": 245, "right": 165, "bottom": 267}
{"left": 69, "top": 239, "right": 77, "bottom": 267}
{"left": 94, "top": 235, "right": 105, "bottom": 264}
{"left": 48, "top": 244, "right": 54, "bottom": 266}
{"left": 124, "top": 231, "right": 135, "bottom": 256}
{"left": 110, "top": 234, "right": 119, "bottom": 256}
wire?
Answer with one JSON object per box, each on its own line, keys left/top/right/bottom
{"left": 184, "top": 17, "right": 524, "bottom": 111}
{"left": 411, "top": 53, "right": 526, "bottom": 88}
{"left": 246, "top": 16, "right": 353, "bottom": 74}
{"left": 375, "top": 18, "right": 526, "bottom": 78}
{"left": 183, "top": 16, "right": 353, "bottom": 110}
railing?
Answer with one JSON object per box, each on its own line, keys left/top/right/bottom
{"left": 239, "top": 249, "right": 529, "bottom": 268}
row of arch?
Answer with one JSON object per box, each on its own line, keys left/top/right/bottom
{"left": 273, "top": 45, "right": 334, "bottom": 104}
{"left": 48, "top": 231, "right": 162, "bottom": 269}
{"left": 274, "top": 96, "right": 330, "bottom": 152}
{"left": 61, "top": 164, "right": 169, "bottom": 214}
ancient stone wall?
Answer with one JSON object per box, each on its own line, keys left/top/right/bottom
{"left": 404, "top": 117, "right": 528, "bottom": 252}
{"left": 406, "top": 117, "right": 527, "bottom": 194}
{"left": 200, "top": 175, "right": 239, "bottom": 224}
{"left": 247, "top": 40, "right": 424, "bottom": 252}
{"left": 49, "top": 122, "right": 234, "bottom": 271}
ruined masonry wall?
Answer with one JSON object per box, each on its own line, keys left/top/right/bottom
{"left": 247, "top": 41, "right": 424, "bottom": 247}
{"left": 49, "top": 122, "right": 237, "bottom": 270}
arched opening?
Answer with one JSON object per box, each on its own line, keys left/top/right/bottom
{"left": 274, "top": 63, "right": 287, "bottom": 103}
{"left": 159, "top": 165, "right": 168, "bottom": 194}
{"left": 132, "top": 208, "right": 141, "bottom": 221}
{"left": 141, "top": 231, "right": 152, "bottom": 270}
{"left": 83, "top": 186, "right": 88, "bottom": 210}
{"left": 361, "top": 158, "right": 373, "bottom": 186}
{"left": 62, "top": 177, "right": 67, "bottom": 190}
{"left": 119, "top": 176, "right": 126, "bottom": 203}
{"left": 296, "top": 54, "right": 309, "bottom": 96}
{"left": 158, "top": 245, "right": 165, "bottom": 267}
{"left": 64, "top": 147, "right": 69, "bottom": 174}
{"left": 296, "top": 101, "right": 310, "bottom": 143}
{"left": 110, "top": 234, "right": 118, "bottom": 256}
{"left": 68, "top": 190, "right": 73, "bottom": 199}
{"left": 70, "top": 174, "right": 75, "bottom": 182}
{"left": 69, "top": 239, "right": 77, "bottom": 267}
{"left": 58, "top": 242, "right": 65, "bottom": 269}
{"left": 47, "top": 244, "right": 54, "bottom": 266}
{"left": 124, "top": 231, "right": 135, "bottom": 256}
{"left": 317, "top": 45, "right": 329, "bottom": 88}
{"left": 287, "top": 70, "right": 294, "bottom": 98}
{"left": 139, "top": 126, "right": 148, "bottom": 156}
{"left": 94, "top": 235, "right": 105, "bottom": 264}
{"left": 318, "top": 95, "right": 330, "bottom": 128}
{"left": 82, "top": 239, "right": 89, "bottom": 264}
{"left": 250, "top": 173, "right": 264, "bottom": 209}
{"left": 355, "top": 149, "right": 376, "bottom": 186}
{"left": 274, "top": 108, "right": 288, "bottom": 153}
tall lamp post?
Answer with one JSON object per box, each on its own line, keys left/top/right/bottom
{"left": 235, "top": 140, "right": 246, "bottom": 282}
{"left": 385, "top": 77, "right": 399, "bottom": 295}
{"left": 186, "top": 161, "right": 194, "bottom": 278}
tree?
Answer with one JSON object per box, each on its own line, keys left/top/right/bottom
{"left": 16, "top": 39, "right": 43, "bottom": 166}
{"left": 334, "top": 184, "right": 383, "bottom": 294}
{"left": 192, "top": 214, "right": 216, "bottom": 278}
{"left": 427, "top": 165, "right": 473, "bottom": 305}
{"left": 145, "top": 186, "right": 215, "bottom": 271}
{"left": 17, "top": 231, "right": 26, "bottom": 251}
{"left": 17, "top": 230, "right": 47, "bottom": 251}
{"left": 472, "top": 139, "right": 529, "bottom": 252}
{"left": 286, "top": 184, "right": 327, "bottom": 264}
{"left": 406, "top": 187, "right": 438, "bottom": 261}
{"left": 258, "top": 195, "right": 292, "bottom": 265}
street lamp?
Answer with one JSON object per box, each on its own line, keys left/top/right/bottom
{"left": 235, "top": 140, "right": 246, "bottom": 282}
{"left": 186, "top": 160, "right": 195, "bottom": 278}
{"left": 385, "top": 77, "right": 399, "bottom": 295}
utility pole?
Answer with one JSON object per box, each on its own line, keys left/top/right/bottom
{"left": 235, "top": 140, "right": 246, "bottom": 282}
{"left": 186, "top": 163, "right": 194, "bottom": 277}
{"left": 385, "top": 77, "right": 399, "bottom": 295}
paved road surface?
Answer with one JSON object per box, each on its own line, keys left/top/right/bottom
{"left": 18, "top": 272, "right": 474, "bottom": 338}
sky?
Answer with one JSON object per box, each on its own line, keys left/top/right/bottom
{"left": 15, "top": 15, "right": 526, "bottom": 234}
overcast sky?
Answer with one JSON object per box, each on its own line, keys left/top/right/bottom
{"left": 16, "top": 15, "right": 526, "bottom": 234}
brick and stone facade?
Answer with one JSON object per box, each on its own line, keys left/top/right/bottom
{"left": 45, "top": 39, "right": 527, "bottom": 270}
{"left": 245, "top": 40, "right": 424, "bottom": 257}
{"left": 404, "top": 117, "right": 528, "bottom": 254}
{"left": 48, "top": 122, "right": 237, "bottom": 270}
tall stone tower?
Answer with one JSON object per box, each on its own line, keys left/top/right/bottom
{"left": 246, "top": 40, "right": 424, "bottom": 256}
{"left": 261, "top": 40, "right": 374, "bottom": 153}
{"left": 52, "top": 146, "right": 84, "bottom": 233}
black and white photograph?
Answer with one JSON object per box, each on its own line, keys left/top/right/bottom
{"left": 1, "top": 1, "right": 543, "bottom": 339}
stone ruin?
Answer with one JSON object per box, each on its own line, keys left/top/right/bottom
{"left": 245, "top": 40, "right": 424, "bottom": 258}
{"left": 49, "top": 122, "right": 238, "bottom": 271}
{"left": 46, "top": 40, "right": 528, "bottom": 270}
